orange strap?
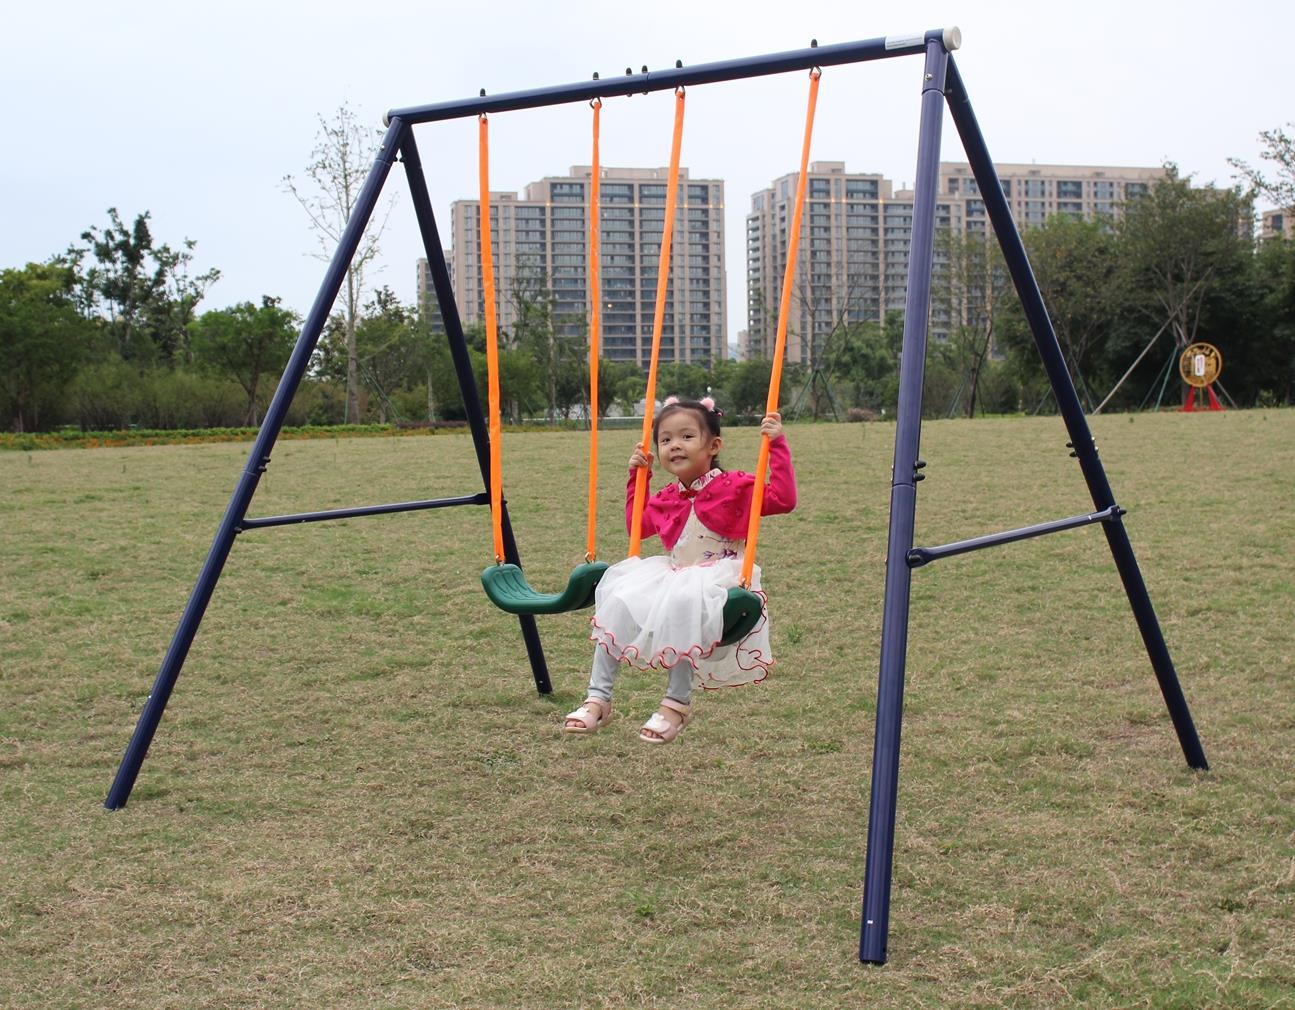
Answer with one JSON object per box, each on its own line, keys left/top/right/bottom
{"left": 478, "top": 114, "right": 505, "bottom": 563}
{"left": 740, "top": 69, "right": 820, "bottom": 588}
{"left": 628, "top": 88, "right": 686, "bottom": 557}
{"left": 585, "top": 100, "right": 602, "bottom": 562}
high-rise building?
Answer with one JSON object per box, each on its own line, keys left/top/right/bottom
{"left": 447, "top": 166, "right": 726, "bottom": 368}
{"left": 415, "top": 254, "right": 450, "bottom": 337}
{"left": 745, "top": 164, "right": 892, "bottom": 365}
{"left": 744, "top": 161, "right": 1166, "bottom": 362}
{"left": 1261, "top": 207, "right": 1294, "bottom": 241}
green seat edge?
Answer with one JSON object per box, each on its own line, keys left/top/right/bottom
{"left": 481, "top": 561, "right": 609, "bottom": 615}
{"left": 481, "top": 564, "right": 762, "bottom": 641}
{"left": 719, "top": 586, "right": 764, "bottom": 646}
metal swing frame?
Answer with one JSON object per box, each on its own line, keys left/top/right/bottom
{"left": 103, "top": 27, "right": 1208, "bottom": 967}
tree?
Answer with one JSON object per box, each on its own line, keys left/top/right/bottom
{"left": 508, "top": 265, "right": 585, "bottom": 421}
{"left": 413, "top": 308, "right": 452, "bottom": 423}
{"left": 1230, "top": 123, "right": 1295, "bottom": 211}
{"left": 1118, "top": 165, "right": 1254, "bottom": 404}
{"left": 0, "top": 262, "right": 93, "bottom": 432}
{"left": 354, "top": 287, "right": 423, "bottom": 423}
{"left": 594, "top": 359, "right": 641, "bottom": 420}
{"left": 654, "top": 361, "right": 710, "bottom": 401}
{"left": 786, "top": 257, "right": 872, "bottom": 420}
{"left": 727, "top": 357, "right": 774, "bottom": 416}
{"left": 191, "top": 297, "right": 298, "bottom": 425}
{"left": 932, "top": 229, "right": 1012, "bottom": 416}
{"left": 484, "top": 347, "right": 542, "bottom": 422}
{"left": 284, "top": 103, "right": 393, "bottom": 423}
{"left": 829, "top": 321, "right": 895, "bottom": 410}
{"left": 1240, "top": 236, "right": 1295, "bottom": 404}
{"left": 998, "top": 216, "right": 1126, "bottom": 409}
{"left": 68, "top": 208, "right": 220, "bottom": 364}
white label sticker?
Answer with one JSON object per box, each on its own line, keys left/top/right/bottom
{"left": 885, "top": 32, "right": 925, "bottom": 50}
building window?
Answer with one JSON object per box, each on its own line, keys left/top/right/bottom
{"left": 551, "top": 182, "right": 585, "bottom": 201}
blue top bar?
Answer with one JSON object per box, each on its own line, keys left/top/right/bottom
{"left": 385, "top": 30, "right": 956, "bottom": 126}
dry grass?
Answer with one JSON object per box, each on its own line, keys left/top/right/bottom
{"left": 1, "top": 409, "right": 1292, "bottom": 1008}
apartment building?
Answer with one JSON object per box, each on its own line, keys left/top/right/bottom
{"left": 445, "top": 166, "right": 726, "bottom": 368}
{"left": 941, "top": 162, "right": 1161, "bottom": 231}
{"left": 1260, "top": 207, "right": 1294, "bottom": 241}
{"left": 744, "top": 161, "right": 1165, "bottom": 362}
{"left": 415, "top": 254, "right": 449, "bottom": 336}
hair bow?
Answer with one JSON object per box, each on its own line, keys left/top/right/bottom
{"left": 662, "top": 395, "right": 680, "bottom": 406}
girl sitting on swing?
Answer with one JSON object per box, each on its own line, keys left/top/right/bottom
{"left": 564, "top": 396, "right": 797, "bottom": 743}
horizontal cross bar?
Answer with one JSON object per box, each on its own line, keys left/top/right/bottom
{"left": 906, "top": 505, "right": 1125, "bottom": 568}
{"left": 384, "top": 29, "right": 959, "bottom": 126}
{"left": 236, "top": 493, "right": 490, "bottom": 532}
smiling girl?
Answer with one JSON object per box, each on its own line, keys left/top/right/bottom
{"left": 563, "top": 396, "right": 797, "bottom": 743}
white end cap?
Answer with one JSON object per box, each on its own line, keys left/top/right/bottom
{"left": 944, "top": 26, "right": 962, "bottom": 51}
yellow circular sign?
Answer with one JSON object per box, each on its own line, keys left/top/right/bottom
{"left": 1179, "top": 343, "right": 1222, "bottom": 388}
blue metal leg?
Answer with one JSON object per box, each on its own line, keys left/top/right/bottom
{"left": 944, "top": 58, "right": 1207, "bottom": 771}
{"left": 105, "top": 120, "right": 408, "bottom": 810}
{"left": 859, "top": 39, "right": 950, "bottom": 965}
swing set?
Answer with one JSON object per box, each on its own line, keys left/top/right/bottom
{"left": 103, "top": 29, "right": 1208, "bottom": 965}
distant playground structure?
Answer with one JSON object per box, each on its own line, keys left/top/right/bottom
{"left": 103, "top": 28, "right": 1208, "bottom": 965}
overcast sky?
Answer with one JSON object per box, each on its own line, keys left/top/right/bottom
{"left": 3, "top": 0, "right": 1291, "bottom": 342}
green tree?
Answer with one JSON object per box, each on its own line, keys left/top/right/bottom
{"left": 191, "top": 297, "right": 298, "bottom": 425}
{"left": 1117, "top": 165, "right": 1254, "bottom": 405}
{"left": 654, "top": 361, "right": 710, "bottom": 401}
{"left": 830, "top": 321, "right": 896, "bottom": 410}
{"left": 69, "top": 208, "right": 220, "bottom": 364}
{"left": 998, "top": 215, "right": 1126, "bottom": 410}
{"left": 413, "top": 307, "right": 452, "bottom": 422}
{"left": 355, "top": 287, "right": 422, "bottom": 423}
{"left": 728, "top": 358, "right": 774, "bottom": 416}
{"left": 594, "top": 359, "right": 641, "bottom": 420}
{"left": 1240, "top": 236, "right": 1295, "bottom": 404}
{"left": 1, "top": 262, "right": 93, "bottom": 431}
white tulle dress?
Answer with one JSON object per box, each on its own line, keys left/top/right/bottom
{"left": 589, "top": 470, "right": 773, "bottom": 690}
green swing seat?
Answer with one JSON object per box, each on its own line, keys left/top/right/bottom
{"left": 481, "top": 561, "right": 609, "bottom": 615}
{"left": 718, "top": 586, "right": 764, "bottom": 646}
{"left": 481, "top": 560, "right": 763, "bottom": 646}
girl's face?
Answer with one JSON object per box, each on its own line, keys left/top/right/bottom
{"left": 656, "top": 409, "right": 722, "bottom": 486}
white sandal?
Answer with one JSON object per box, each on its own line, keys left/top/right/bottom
{"left": 639, "top": 698, "right": 692, "bottom": 745}
{"left": 563, "top": 698, "right": 612, "bottom": 734}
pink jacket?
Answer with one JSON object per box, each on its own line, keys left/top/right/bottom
{"left": 625, "top": 435, "right": 797, "bottom": 551}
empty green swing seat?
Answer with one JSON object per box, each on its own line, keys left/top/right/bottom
{"left": 481, "top": 561, "right": 609, "bottom": 615}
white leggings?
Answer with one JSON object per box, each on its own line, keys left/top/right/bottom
{"left": 586, "top": 647, "right": 693, "bottom": 707}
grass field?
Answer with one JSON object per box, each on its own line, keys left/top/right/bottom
{"left": 1, "top": 409, "right": 1292, "bottom": 1008}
